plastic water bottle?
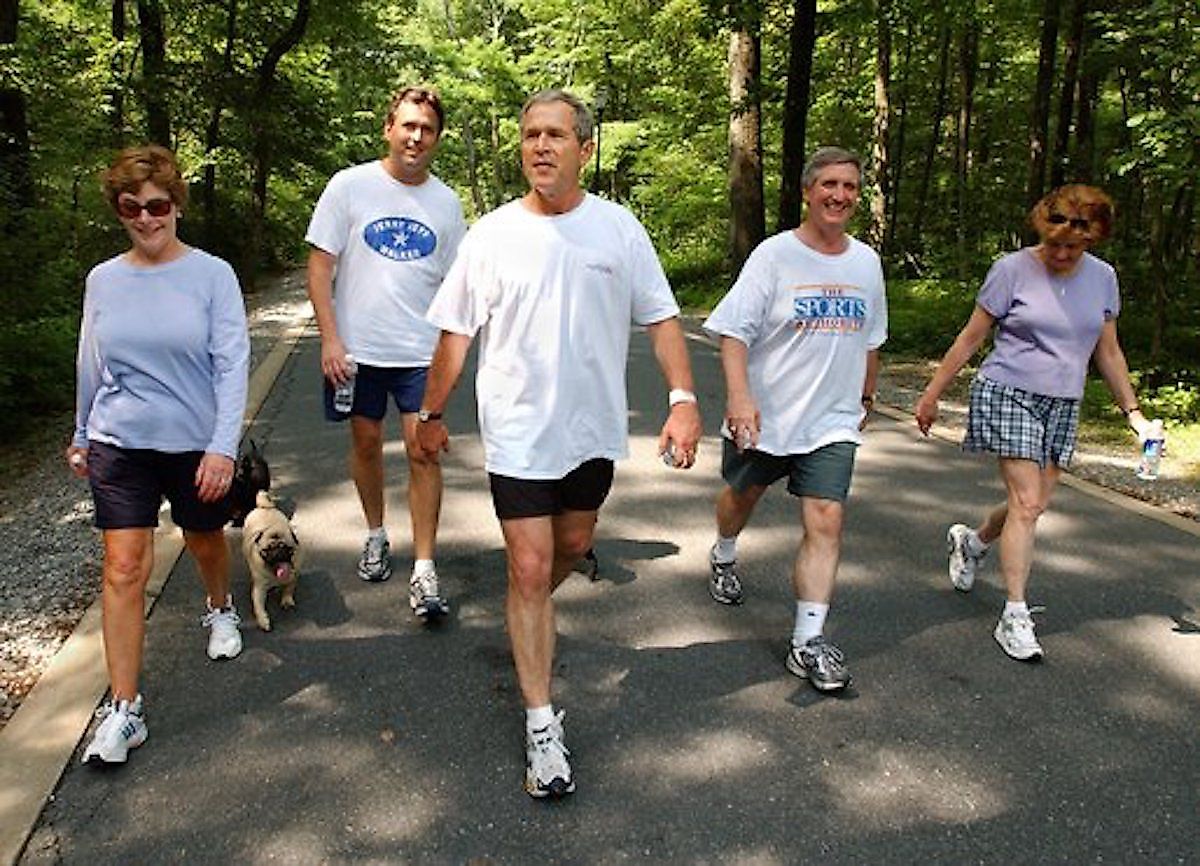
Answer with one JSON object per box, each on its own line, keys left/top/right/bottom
{"left": 333, "top": 354, "right": 356, "bottom": 415}
{"left": 1136, "top": 419, "right": 1164, "bottom": 481}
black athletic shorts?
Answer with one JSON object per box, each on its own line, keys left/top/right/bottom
{"left": 488, "top": 458, "right": 614, "bottom": 520}
{"left": 87, "top": 441, "right": 230, "bottom": 531}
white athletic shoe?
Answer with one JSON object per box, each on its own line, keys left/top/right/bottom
{"left": 524, "top": 711, "right": 575, "bottom": 798}
{"left": 81, "top": 695, "right": 147, "bottom": 765}
{"left": 202, "top": 599, "right": 243, "bottom": 660}
{"left": 947, "top": 523, "right": 986, "bottom": 592}
{"left": 994, "top": 610, "right": 1044, "bottom": 661}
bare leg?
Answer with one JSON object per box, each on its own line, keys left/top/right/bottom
{"left": 350, "top": 416, "right": 386, "bottom": 530}
{"left": 401, "top": 412, "right": 442, "bottom": 561}
{"left": 995, "top": 458, "right": 1062, "bottom": 602}
{"left": 101, "top": 528, "right": 154, "bottom": 701}
{"left": 791, "top": 498, "right": 844, "bottom": 604}
{"left": 715, "top": 484, "right": 768, "bottom": 539}
{"left": 184, "top": 528, "right": 231, "bottom": 607}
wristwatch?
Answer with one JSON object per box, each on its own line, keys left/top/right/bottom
{"left": 416, "top": 409, "right": 443, "bottom": 423}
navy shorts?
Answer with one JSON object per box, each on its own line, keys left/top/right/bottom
{"left": 87, "top": 442, "right": 230, "bottom": 531}
{"left": 964, "top": 376, "right": 1080, "bottom": 468}
{"left": 489, "top": 458, "right": 615, "bottom": 520}
{"left": 721, "top": 439, "right": 858, "bottom": 503}
{"left": 325, "top": 364, "right": 428, "bottom": 422}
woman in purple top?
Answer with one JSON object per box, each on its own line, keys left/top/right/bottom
{"left": 914, "top": 185, "right": 1155, "bottom": 662}
{"left": 65, "top": 145, "right": 249, "bottom": 764}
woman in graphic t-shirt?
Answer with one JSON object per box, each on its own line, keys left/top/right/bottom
{"left": 66, "top": 145, "right": 249, "bottom": 764}
{"left": 914, "top": 185, "right": 1155, "bottom": 662}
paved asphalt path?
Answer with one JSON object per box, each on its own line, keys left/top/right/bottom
{"left": 21, "top": 326, "right": 1199, "bottom": 865}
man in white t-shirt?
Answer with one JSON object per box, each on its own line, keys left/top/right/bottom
{"left": 703, "top": 146, "right": 887, "bottom": 694}
{"left": 416, "top": 89, "right": 703, "bottom": 799}
{"left": 305, "top": 87, "right": 467, "bottom": 617}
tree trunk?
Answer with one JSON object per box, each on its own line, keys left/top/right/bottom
{"left": 248, "top": 0, "right": 310, "bottom": 285}
{"left": 1025, "top": 0, "right": 1060, "bottom": 209}
{"left": 0, "top": 0, "right": 33, "bottom": 214}
{"left": 777, "top": 0, "right": 816, "bottom": 232}
{"left": 886, "top": 11, "right": 912, "bottom": 254}
{"left": 727, "top": 1, "right": 764, "bottom": 274}
{"left": 1050, "top": 0, "right": 1085, "bottom": 187}
{"left": 954, "top": 16, "right": 978, "bottom": 275}
{"left": 907, "top": 17, "right": 950, "bottom": 256}
{"left": 110, "top": 0, "right": 126, "bottom": 143}
{"left": 1072, "top": 68, "right": 1098, "bottom": 182}
{"left": 442, "top": 0, "right": 485, "bottom": 215}
{"left": 136, "top": 0, "right": 170, "bottom": 146}
{"left": 870, "top": 0, "right": 892, "bottom": 255}
{"left": 202, "top": 0, "right": 237, "bottom": 247}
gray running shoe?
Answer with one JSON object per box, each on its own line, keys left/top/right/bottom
{"left": 357, "top": 535, "right": 392, "bottom": 582}
{"left": 409, "top": 568, "right": 448, "bottom": 619}
{"left": 786, "top": 636, "right": 853, "bottom": 692}
{"left": 947, "top": 523, "right": 986, "bottom": 592}
{"left": 994, "top": 610, "right": 1044, "bottom": 661}
{"left": 709, "top": 547, "right": 744, "bottom": 605}
{"left": 524, "top": 711, "right": 574, "bottom": 799}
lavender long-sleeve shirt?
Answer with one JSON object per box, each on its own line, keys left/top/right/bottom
{"left": 73, "top": 248, "right": 249, "bottom": 458}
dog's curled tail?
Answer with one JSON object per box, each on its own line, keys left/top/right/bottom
{"left": 255, "top": 490, "right": 275, "bottom": 509}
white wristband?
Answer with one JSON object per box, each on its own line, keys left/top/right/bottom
{"left": 668, "top": 388, "right": 697, "bottom": 407}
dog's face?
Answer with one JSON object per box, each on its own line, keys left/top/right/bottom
{"left": 228, "top": 441, "right": 271, "bottom": 527}
{"left": 245, "top": 510, "right": 300, "bottom": 587}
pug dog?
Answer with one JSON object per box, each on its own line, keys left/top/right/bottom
{"left": 228, "top": 440, "right": 271, "bottom": 528}
{"left": 241, "top": 490, "right": 301, "bottom": 631}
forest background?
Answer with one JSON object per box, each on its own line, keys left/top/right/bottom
{"left": 0, "top": 0, "right": 1196, "bottom": 457}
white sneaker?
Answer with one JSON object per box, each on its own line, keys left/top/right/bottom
{"left": 947, "top": 523, "right": 986, "bottom": 592}
{"left": 409, "top": 568, "right": 448, "bottom": 619}
{"left": 82, "top": 695, "right": 147, "bottom": 764}
{"left": 994, "top": 609, "right": 1044, "bottom": 661}
{"left": 357, "top": 535, "right": 392, "bottom": 582}
{"left": 524, "top": 710, "right": 575, "bottom": 798}
{"left": 202, "top": 599, "right": 243, "bottom": 660}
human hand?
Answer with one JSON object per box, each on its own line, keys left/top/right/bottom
{"left": 195, "top": 452, "right": 236, "bottom": 503}
{"left": 914, "top": 393, "right": 939, "bottom": 436}
{"left": 723, "top": 393, "right": 759, "bottom": 452}
{"left": 320, "top": 337, "right": 352, "bottom": 386}
{"left": 65, "top": 446, "right": 88, "bottom": 478}
{"left": 659, "top": 401, "right": 702, "bottom": 469}
{"left": 415, "top": 419, "right": 450, "bottom": 463}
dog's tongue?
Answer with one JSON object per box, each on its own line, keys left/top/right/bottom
{"left": 275, "top": 563, "right": 293, "bottom": 581}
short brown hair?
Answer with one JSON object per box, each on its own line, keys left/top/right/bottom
{"left": 101, "top": 145, "right": 188, "bottom": 211}
{"left": 520, "top": 89, "right": 594, "bottom": 142}
{"left": 1029, "top": 184, "right": 1114, "bottom": 245}
{"left": 801, "top": 146, "right": 863, "bottom": 189}
{"left": 386, "top": 86, "right": 445, "bottom": 135}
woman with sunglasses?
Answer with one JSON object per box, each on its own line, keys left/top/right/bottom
{"left": 914, "top": 184, "right": 1155, "bottom": 662}
{"left": 66, "top": 145, "right": 249, "bottom": 763}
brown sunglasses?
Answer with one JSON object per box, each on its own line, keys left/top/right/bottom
{"left": 117, "top": 196, "right": 173, "bottom": 219}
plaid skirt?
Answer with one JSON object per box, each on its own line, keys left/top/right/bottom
{"left": 963, "top": 376, "right": 1080, "bottom": 468}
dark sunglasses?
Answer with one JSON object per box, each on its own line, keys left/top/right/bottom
{"left": 116, "top": 196, "right": 173, "bottom": 219}
{"left": 1047, "top": 212, "right": 1089, "bottom": 230}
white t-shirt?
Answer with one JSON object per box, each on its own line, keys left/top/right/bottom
{"left": 305, "top": 161, "right": 467, "bottom": 367}
{"left": 704, "top": 230, "right": 888, "bottom": 455}
{"left": 427, "top": 194, "right": 680, "bottom": 479}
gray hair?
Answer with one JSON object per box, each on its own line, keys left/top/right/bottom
{"left": 801, "top": 146, "right": 863, "bottom": 189}
{"left": 520, "top": 89, "right": 594, "bottom": 143}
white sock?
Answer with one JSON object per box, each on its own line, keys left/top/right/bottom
{"left": 526, "top": 704, "right": 555, "bottom": 732}
{"left": 367, "top": 526, "right": 387, "bottom": 542}
{"left": 965, "top": 530, "right": 988, "bottom": 556}
{"left": 712, "top": 535, "right": 738, "bottom": 563}
{"left": 413, "top": 558, "right": 435, "bottom": 578}
{"left": 1004, "top": 600, "right": 1029, "bottom": 618}
{"left": 792, "top": 601, "right": 829, "bottom": 646}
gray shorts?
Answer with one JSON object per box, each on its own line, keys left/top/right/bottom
{"left": 721, "top": 439, "right": 858, "bottom": 502}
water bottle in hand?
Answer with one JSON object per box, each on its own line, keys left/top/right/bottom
{"left": 1136, "top": 418, "right": 1164, "bottom": 481}
{"left": 333, "top": 354, "right": 357, "bottom": 415}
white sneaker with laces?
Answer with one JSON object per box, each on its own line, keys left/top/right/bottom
{"left": 410, "top": 568, "right": 448, "bottom": 619}
{"left": 202, "top": 599, "right": 243, "bottom": 660}
{"left": 994, "top": 609, "right": 1044, "bottom": 661}
{"left": 357, "top": 534, "right": 392, "bottom": 582}
{"left": 947, "top": 523, "right": 986, "bottom": 592}
{"left": 524, "top": 710, "right": 575, "bottom": 798}
{"left": 82, "top": 694, "right": 147, "bottom": 764}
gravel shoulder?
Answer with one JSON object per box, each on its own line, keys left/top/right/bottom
{"left": 1, "top": 291, "right": 1195, "bottom": 730}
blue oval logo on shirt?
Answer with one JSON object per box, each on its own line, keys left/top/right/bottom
{"left": 363, "top": 217, "right": 437, "bottom": 262}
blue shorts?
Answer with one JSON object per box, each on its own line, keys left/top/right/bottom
{"left": 324, "top": 364, "right": 428, "bottom": 422}
{"left": 87, "top": 442, "right": 230, "bottom": 531}
{"left": 964, "top": 376, "right": 1080, "bottom": 468}
{"left": 720, "top": 439, "right": 858, "bottom": 502}
{"left": 489, "top": 459, "right": 615, "bottom": 520}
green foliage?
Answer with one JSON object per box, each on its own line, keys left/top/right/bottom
{"left": 882, "top": 278, "right": 979, "bottom": 357}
